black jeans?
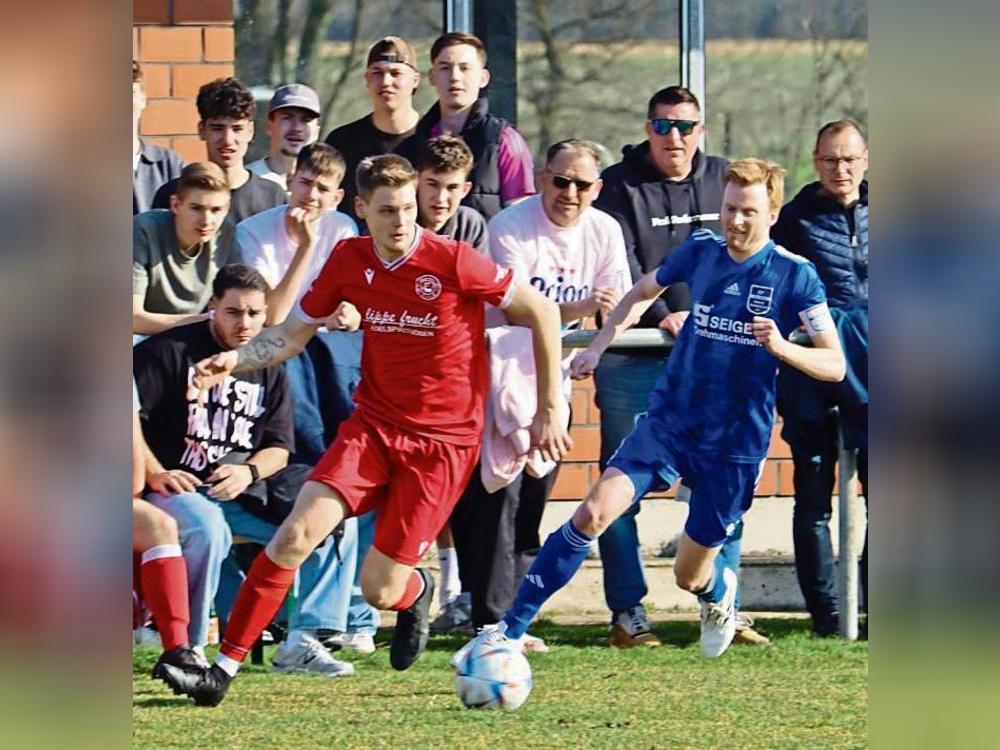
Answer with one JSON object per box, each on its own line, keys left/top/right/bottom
{"left": 450, "top": 466, "right": 561, "bottom": 628}
{"left": 789, "top": 417, "right": 868, "bottom": 634}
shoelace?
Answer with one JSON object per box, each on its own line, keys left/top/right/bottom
{"left": 706, "top": 602, "right": 732, "bottom": 627}
{"left": 301, "top": 636, "right": 334, "bottom": 662}
{"left": 627, "top": 608, "right": 649, "bottom": 634}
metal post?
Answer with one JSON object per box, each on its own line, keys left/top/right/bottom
{"left": 444, "top": 0, "right": 472, "bottom": 33}
{"left": 836, "top": 411, "right": 859, "bottom": 640}
{"left": 678, "top": 0, "right": 707, "bottom": 149}
{"left": 473, "top": 0, "right": 518, "bottom": 124}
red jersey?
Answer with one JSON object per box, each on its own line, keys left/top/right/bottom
{"left": 296, "top": 228, "right": 516, "bottom": 444}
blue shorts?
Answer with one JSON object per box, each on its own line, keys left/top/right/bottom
{"left": 607, "top": 412, "right": 765, "bottom": 548}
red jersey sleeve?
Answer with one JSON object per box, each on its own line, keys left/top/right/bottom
{"left": 295, "top": 245, "right": 345, "bottom": 323}
{"left": 454, "top": 240, "right": 516, "bottom": 308}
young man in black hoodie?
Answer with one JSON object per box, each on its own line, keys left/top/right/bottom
{"left": 592, "top": 86, "right": 767, "bottom": 649}
{"left": 398, "top": 32, "right": 535, "bottom": 220}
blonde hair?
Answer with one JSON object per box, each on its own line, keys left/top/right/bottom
{"left": 724, "top": 158, "right": 786, "bottom": 212}
{"left": 176, "top": 161, "right": 229, "bottom": 199}
{"left": 355, "top": 154, "right": 417, "bottom": 201}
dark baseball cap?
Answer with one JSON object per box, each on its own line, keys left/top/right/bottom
{"left": 366, "top": 36, "right": 418, "bottom": 70}
{"left": 268, "top": 84, "right": 321, "bottom": 117}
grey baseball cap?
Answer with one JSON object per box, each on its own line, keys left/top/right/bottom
{"left": 268, "top": 84, "right": 321, "bottom": 117}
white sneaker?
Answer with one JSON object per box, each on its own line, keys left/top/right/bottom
{"left": 321, "top": 631, "right": 376, "bottom": 655}
{"left": 192, "top": 645, "right": 210, "bottom": 668}
{"left": 272, "top": 631, "right": 356, "bottom": 677}
{"left": 449, "top": 621, "right": 509, "bottom": 669}
{"left": 699, "top": 567, "right": 738, "bottom": 658}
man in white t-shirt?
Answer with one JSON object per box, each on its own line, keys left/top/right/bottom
{"left": 236, "top": 142, "right": 359, "bottom": 327}
{"left": 450, "top": 139, "right": 629, "bottom": 647}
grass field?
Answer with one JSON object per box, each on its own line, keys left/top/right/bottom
{"left": 133, "top": 617, "right": 867, "bottom": 749}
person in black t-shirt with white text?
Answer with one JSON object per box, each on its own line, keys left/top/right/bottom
{"left": 134, "top": 264, "right": 355, "bottom": 678}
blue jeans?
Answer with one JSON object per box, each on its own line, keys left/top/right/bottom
{"left": 286, "top": 330, "right": 363, "bottom": 465}
{"left": 594, "top": 352, "right": 744, "bottom": 614}
{"left": 146, "top": 491, "right": 346, "bottom": 645}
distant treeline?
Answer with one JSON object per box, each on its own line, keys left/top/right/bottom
{"left": 323, "top": 0, "right": 868, "bottom": 42}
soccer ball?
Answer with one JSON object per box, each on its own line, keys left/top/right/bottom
{"left": 455, "top": 640, "right": 533, "bottom": 710}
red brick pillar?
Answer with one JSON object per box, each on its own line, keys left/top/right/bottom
{"left": 133, "top": 0, "right": 235, "bottom": 163}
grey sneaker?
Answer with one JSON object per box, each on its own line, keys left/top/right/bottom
{"left": 430, "top": 593, "right": 472, "bottom": 634}
{"left": 272, "top": 631, "right": 355, "bottom": 677}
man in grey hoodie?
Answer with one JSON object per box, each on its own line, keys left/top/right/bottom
{"left": 592, "top": 86, "right": 766, "bottom": 648}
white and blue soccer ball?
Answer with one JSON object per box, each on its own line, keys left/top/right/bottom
{"left": 455, "top": 640, "right": 533, "bottom": 710}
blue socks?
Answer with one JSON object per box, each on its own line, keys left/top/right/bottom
{"left": 697, "top": 547, "right": 732, "bottom": 604}
{"left": 716, "top": 519, "right": 744, "bottom": 610}
{"left": 503, "top": 520, "right": 596, "bottom": 638}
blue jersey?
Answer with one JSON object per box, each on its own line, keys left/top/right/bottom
{"left": 649, "top": 230, "right": 829, "bottom": 462}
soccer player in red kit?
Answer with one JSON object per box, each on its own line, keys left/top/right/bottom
{"left": 159, "top": 154, "right": 570, "bottom": 706}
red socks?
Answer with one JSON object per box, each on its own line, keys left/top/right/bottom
{"left": 139, "top": 545, "right": 190, "bottom": 651}
{"left": 219, "top": 551, "right": 296, "bottom": 662}
{"left": 389, "top": 570, "right": 425, "bottom": 612}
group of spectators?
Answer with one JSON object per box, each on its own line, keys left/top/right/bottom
{"left": 132, "top": 30, "right": 869, "bottom": 681}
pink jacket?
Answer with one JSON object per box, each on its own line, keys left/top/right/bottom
{"left": 480, "top": 325, "right": 569, "bottom": 493}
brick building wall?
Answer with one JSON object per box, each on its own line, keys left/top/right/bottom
{"left": 133, "top": 0, "right": 235, "bottom": 163}
{"left": 131, "top": 2, "right": 809, "bottom": 503}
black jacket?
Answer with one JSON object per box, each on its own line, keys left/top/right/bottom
{"left": 593, "top": 142, "right": 729, "bottom": 329}
{"left": 772, "top": 180, "right": 868, "bottom": 308}
{"left": 398, "top": 98, "right": 507, "bottom": 219}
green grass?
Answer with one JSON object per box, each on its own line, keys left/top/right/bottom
{"left": 133, "top": 617, "right": 867, "bottom": 749}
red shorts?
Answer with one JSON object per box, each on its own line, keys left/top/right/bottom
{"left": 309, "top": 414, "right": 480, "bottom": 566}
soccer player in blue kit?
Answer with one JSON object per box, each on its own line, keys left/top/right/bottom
{"left": 454, "top": 158, "right": 846, "bottom": 663}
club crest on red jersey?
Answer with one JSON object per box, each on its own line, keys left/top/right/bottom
{"left": 415, "top": 274, "right": 442, "bottom": 301}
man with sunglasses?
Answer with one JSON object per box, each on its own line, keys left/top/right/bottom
{"left": 772, "top": 120, "right": 869, "bottom": 637}
{"left": 449, "top": 139, "right": 629, "bottom": 649}
{"left": 591, "top": 86, "right": 766, "bottom": 648}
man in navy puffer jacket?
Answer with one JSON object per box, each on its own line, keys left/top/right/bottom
{"left": 772, "top": 120, "right": 869, "bottom": 636}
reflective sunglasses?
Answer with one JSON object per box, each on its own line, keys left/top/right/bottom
{"left": 649, "top": 117, "right": 699, "bottom": 136}
{"left": 550, "top": 173, "right": 596, "bottom": 191}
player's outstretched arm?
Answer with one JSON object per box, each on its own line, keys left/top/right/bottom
{"left": 570, "top": 271, "right": 666, "bottom": 379}
{"left": 752, "top": 317, "right": 846, "bottom": 382}
{"left": 502, "top": 282, "right": 573, "bottom": 463}
{"left": 185, "top": 315, "right": 319, "bottom": 402}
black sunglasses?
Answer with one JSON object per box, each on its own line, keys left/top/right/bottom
{"left": 550, "top": 173, "right": 596, "bottom": 191}
{"left": 649, "top": 118, "right": 699, "bottom": 136}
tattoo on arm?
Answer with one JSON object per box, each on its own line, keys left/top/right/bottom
{"left": 235, "top": 333, "right": 287, "bottom": 372}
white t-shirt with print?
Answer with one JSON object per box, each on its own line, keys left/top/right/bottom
{"left": 235, "top": 204, "right": 358, "bottom": 297}
{"left": 488, "top": 195, "right": 630, "bottom": 386}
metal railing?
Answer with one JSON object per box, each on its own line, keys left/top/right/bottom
{"left": 560, "top": 327, "right": 863, "bottom": 641}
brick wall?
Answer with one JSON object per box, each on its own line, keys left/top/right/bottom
{"left": 551, "top": 377, "right": 803, "bottom": 501}
{"left": 133, "top": 0, "right": 235, "bottom": 163}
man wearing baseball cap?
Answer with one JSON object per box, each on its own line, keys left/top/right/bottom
{"left": 325, "top": 37, "right": 421, "bottom": 224}
{"left": 248, "top": 83, "right": 322, "bottom": 190}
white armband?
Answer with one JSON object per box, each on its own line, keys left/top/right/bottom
{"left": 798, "top": 302, "right": 833, "bottom": 336}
